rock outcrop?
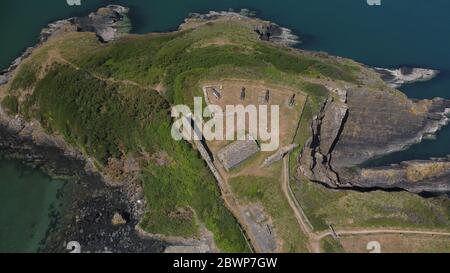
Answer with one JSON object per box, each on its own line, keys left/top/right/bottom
{"left": 71, "top": 5, "right": 130, "bottom": 42}
{"left": 374, "top": 66, "right": 439, "bottom": 88}
{"left": 299, "top": 93, "right": 349, "bottom": 186}
{"left": 298, "top": 86, "right": 450, "bottom": 194}
{"left": 340, "top": 157, "right": 450, "bottom": 193}
{"left": 183, "top": 10, "right": 299, "bottom": 46}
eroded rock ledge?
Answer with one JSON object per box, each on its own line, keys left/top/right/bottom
{"left": 298, "top": 86, "right": 450, "bottom": 194}
{"left": 374, "top": 66, "right": 439, "bottom": 88}
{"left": 341, "top": 157, "right": 450, "bottom": 193}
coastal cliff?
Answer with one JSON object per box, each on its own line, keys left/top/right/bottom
{"left": 342, "top": 158, "right": 450, "bottom": 193}
{"left": 374, "top": 66, "right": 439, "bottom": 88}
{"left": 298, "top": 86, "right": 450, "bottom": 194}
{"left": 181, "top": 10, "right": 300, "bottom": 46}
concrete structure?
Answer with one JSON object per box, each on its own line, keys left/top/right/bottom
{"left": 212, "top": 88, "right": 222, "bottom": 99}
{"left": 218, "top": 137, "right": 260, "bottom": 171}
{"left": 203, "top": 85, "right": 223, "bottom": 104}
{"left": 261, "top": 144, "right": 298, "bottom": 168}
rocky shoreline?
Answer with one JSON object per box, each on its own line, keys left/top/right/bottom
{"left": 0, "top": 5, "right": 167, "bottom": 253}
{"left": 374, "top": 66, "right": 439, "bottom": 88}
{"left": 0, "top": 5, "right": 130, "bottom": 87}
{"left": 0, "top": 6, "right": 230, "bottom": 252}
{"left": 0, "top": 105, "right": 167, "bottom": 253}
{"left": 184, "top": 10, "right": 300, "bottom": 47}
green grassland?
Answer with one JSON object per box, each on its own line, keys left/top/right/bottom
{"left": 229, "top": 164, "right": 310, "bottom": 253}
{"left": 320, "top": 236, "right": 345, "bottom": 253}
{"left": 15, "top": 62, "right": 249, "bottom": 252}
{"left": 292, "top": 178, "right": 450, "bottom": 232}
{"left": 2, "top": 18, "right": 439, "bottom": 252}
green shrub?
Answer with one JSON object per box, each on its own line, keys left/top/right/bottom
{"left": 10, "top": 63, "right": 38, "bottom": 91}
{"left": 1, "top": 95, "right": 19, "bottom": 114}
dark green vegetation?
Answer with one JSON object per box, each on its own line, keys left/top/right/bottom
{"left": 10, "top": 63, "right": 38, "bottom": 91}
{"left": 23, "top": 64, "right": 168, "bottom": 162}
{"left": 230, "top": 169, "right": 309, "bottom": 252}
{"left": 16, "top": 62, "right": 249, "bottom": 252}
{"left": 54, "top": 21, "right": 359, "bottom": 105}
{"left": 1, "top": 95, "right": 19, "bottom": 114}
{"left": 320, "top": 236, "right": 345, "bottom": 253}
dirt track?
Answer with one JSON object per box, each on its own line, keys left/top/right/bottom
{"left": 282, "top": 153, "right": 450, "bottom": 253}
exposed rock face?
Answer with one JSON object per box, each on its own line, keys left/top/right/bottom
{"left": 72, "top": 5, "right": 130, "bottom": 42}
{"left": 253, "top": 23, "right": 299, "bottom": 46}
{"left": 298, "top": 87, "right": 450, "bottom": 194}
{"left": 374, "top": 67, "right": 439, "bottom": 88}
{"left": 340, "top": 158, "right": 450, "bottom": 193}
{"left": 183, "top": 10, "right": 299, "bottom": 46}
{"left": 333, "top": 91, "right": 449, "bottom": 168}
{"left": 262, "top": 144, "right": 298, "bottom": 168}
{"left": 299, "top": 94, "right": 348, "bottom": 186}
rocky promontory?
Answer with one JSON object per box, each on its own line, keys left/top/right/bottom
{"left": 298, "top": 86, "right": 450, "bottom": 194}
{"left": 374, "top": 66, "right": 439, "bottom": 88}
{"left": 340, "top": 157, "right": 450, "bottom": 193}
{"left": 0, "top": 5, "right": 130, "bottom": 87}
{"left": 183, "top": 10, "right": 300, "bottom": 46}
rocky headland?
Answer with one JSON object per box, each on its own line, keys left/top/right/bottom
{"left": 298, "top": 85, "right": 450, "bottom": 194}
{"left": 374, "top": 66, "right": 439, "bottom": 88}
{"left": 183, "top": 10, "right": 300, "bottom": 46}
{"left": 342, "top": 157, "right": 450, "bottom": 194}
{"left": 0, "top": 5, "right": 130, "bottom": 88}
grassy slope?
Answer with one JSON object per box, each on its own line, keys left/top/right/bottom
{"left": 335, "top": 234, "right": 450, "bottom": 253}
{"left": 229, "top": 163, "right": 310, "bottom": 253}
{"left": 292, "top": 178, "right": 450, "bottom": 232}
{"left": 3, "top": 18, "right": 447, "bottom": 252}
{"left": 320, "top": 236, "right": 346, "bottom": 253}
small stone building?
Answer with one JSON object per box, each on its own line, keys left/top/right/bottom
{"left": 217, "top": 137, "right": 260, "bottom": 171}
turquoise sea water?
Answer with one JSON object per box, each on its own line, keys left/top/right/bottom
{"left": 0, "top": 158, "right": 64, "bottom": 253}
{"left": 0, "top": 0, "right": 449, "bottom": 251}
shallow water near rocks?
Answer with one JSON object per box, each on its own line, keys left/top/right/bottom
{"left": 0, "top": 157, "right": 65, "bottom": 253}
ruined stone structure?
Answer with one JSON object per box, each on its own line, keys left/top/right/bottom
{"left": 218, "top": 137, "right": 260, "bottom": 171}
{"left": 265, "top": 90, "right": 270, "bottom": 103}
{"left": 261, "top": 144, "right": 298, "bottom": 168}
{"left": 212, "top": 88, "right": 222, "bottom": 100}
{"left": 241, "top": 87, "right": 246, "bottom": 101}
{"left": 288, "top": 94, "right": 296, "bottom": 107}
